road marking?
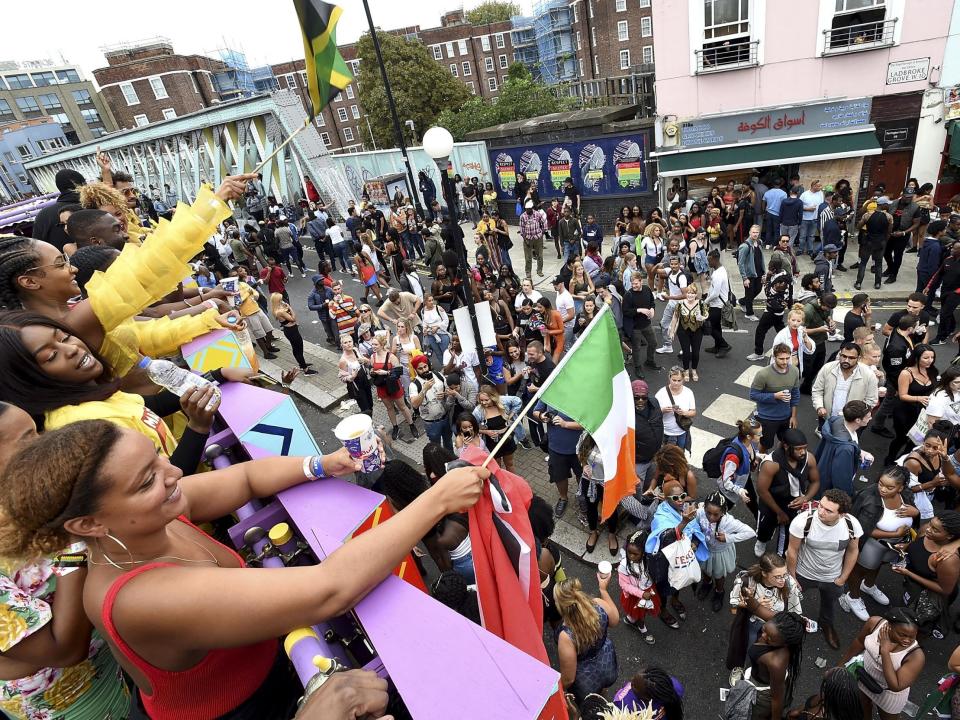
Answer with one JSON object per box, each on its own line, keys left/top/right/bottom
{"left": 689, "top": 426, "right": 724, "bottom": 469}
{"left": 703, "top": 393, "right": 756, "bottom": 426}
{"left": 735, "top": 365, "right": 764, "bottom": 388}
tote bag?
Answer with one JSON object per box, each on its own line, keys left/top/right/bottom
{"left": 661, "top": 528, "right": 701, "bottom": 590}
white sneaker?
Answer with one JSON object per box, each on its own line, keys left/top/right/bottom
{"left": 655, "top": 345, "right": 674, "bottom": 354}
{"left": 728, "top": 667, "right": 743, "bottom": 686}
{"left": 746, "top": 353, "right": 765, "bottom": 361}
{"left": 860, "top": 582, "right": 890, "bottom": 606}
{"left": 744, "top": 314, "right": 760, "bottom": 322}
{"left": 845, "top": 593, "right": 870, "bottom": 621}
{"left": 753, "top": 540, "right": 766, "bottom": 557}
{"left": 827, "top": 332, "right": 843, "bottom": 342}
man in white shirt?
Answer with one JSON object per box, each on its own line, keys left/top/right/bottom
{"left": 442, "top": 334, "right": 481, "bottom": 390}
{"left": 656, "top": 255, "right": 689, "bottom": 354}
{"left": 553, "top": 276, "right": 577, "bottom": 349}
{"left": 704, "top": 249, "right": 731, "bottom": 358}
{"left": 786, "top": 488, "right": 862, "bottom": 648}
{"left": 327, "top": 221, "right": 355, "bottom": 275}
{"left": 408, "top": 355, "right": 453, "bottom": 451}
{"left": 798, "top": 179, "right": 824, "bottom": 258}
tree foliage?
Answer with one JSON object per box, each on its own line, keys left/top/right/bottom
{"left": 435, "top": 63, "right": 577, "bottom": 140}
{"left": 356, "top": 32, "right": 471, "bottom": 149}
{"left": 465, "top": 1, "right": 519, "bottom": 24}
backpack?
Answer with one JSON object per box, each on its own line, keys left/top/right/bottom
{"left": 801, "top": 506, "right": 855, "bottom": 540}
{"left": 702, "top": 437, "right": 745, "bottom": 479}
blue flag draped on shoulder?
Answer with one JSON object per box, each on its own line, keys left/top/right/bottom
{"left": 293, "top": 0, "right": 353, "bottom": 119}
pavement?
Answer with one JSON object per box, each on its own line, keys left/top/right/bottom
{"left": 250, "top": 224, "right": 953, "bottom": 717}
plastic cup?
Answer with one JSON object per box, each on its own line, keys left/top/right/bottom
{"left": 334, "top": 414, "right": 381, "bottom": 474}
{"left": 597, "top": 560, "right": 612, "bottom": 579}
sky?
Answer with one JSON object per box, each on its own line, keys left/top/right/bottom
{"left": 4, "top": 0, "right": 531, "bottom": 87}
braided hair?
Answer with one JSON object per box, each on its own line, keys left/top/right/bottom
{"left": 0, "top": 236, "right": 40, "bottom": 310}
{"left": 703, "top": 491, "right": 730, "bottom": 537}
{"left": 818, "top": 666, "right": 862, "bottom": 720}
{"left": 622, "top": 529, "right": 649, "bottom": 579}
{"left": 770, "top": 611, "right": 805, "bottom": 705}
{"left": 632, "top": 666, "right": 684, "bottom": 720}
{"left": 937, "top": 509, "right": 960, "bottom": 540}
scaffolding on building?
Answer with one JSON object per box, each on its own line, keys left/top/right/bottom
{"left": 513, "top": 0, "right": 577, "bottom": 86}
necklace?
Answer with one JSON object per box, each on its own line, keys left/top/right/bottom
{"left": 90, "top": 527, "right": 222, "bottom": 569}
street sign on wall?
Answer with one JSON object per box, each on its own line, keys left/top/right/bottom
{"left": 678, "top": 99, "right": 873, "bottom": 149}
{"left": 886, "top": 58, "right": 929, "bottom": 85}
{"left": 490, "top": 132, "right": 650, "bottom": 200}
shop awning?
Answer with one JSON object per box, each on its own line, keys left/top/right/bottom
{"left": 655, "top": 131, "right": 882, "bottom": 177}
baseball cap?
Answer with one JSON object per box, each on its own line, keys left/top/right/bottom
{"left": 877, "top": 196, "right": 891, "bottom": 205}
{"left": 553, "top": 275, "right": 565, "bottom": 285}
{"left": 822, "top": 244, "right": 840, "bottom": 253}
{"left": 631, "top": 379, "right": 649, "bottom": 396}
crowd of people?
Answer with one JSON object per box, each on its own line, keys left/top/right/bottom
{"left": 2, "top": 153, "right": 960, "bottom": 720}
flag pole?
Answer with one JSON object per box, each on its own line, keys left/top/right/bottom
{"left": 253, "top": 116, "right": 311, "bottom": 175}
{"left": 479, "top": 302, "right": 613, "bottom": 469}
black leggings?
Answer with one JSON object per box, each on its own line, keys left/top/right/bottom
{"left": 885, "top": 401, "right": 921, "bottom": 465}
{"left": 675, "top": 326, "right": 704, "bottom": 370}
{"left": 581, "top": 477, "right": 619, "bottom": 533}
{"left": 281, "top": 324, "right": 309, "bottom": 368}
{"left": 855, "top": 243, "right": 884, "bottom": 286}
{"left": 708, "top": 306, "right": 731, "bottom": 350}
{"left": 884, "top": 234, "right": 908, "bottom": 279}
{"left": 754, "top": 311, "right": 784, "bottom": 355}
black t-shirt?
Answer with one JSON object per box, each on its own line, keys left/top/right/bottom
{"left": 882, "top": 333, "right": 912, "bottom": 387}
{"left": 886, "top": 309, "right": 932, "bottom": 345}
{"left": 942, "top": 257, "right": 960, "bottom": 294}
{"left": 563, "top": 185, "right": 581, "bottom": 206}
{"left": 843, "top": 311, "right": 866, "bottom": 342}
{"left": 738, "top": 198, "right": 755, "bottom": 227}
{"left": 625, "top": 286, "right": 655, "bottom": 329}
{"left": 526, "top": 357, "right": 556, "bottom": 398}
{"left": 462, "top": 183, "right": 477, "bottom": 199}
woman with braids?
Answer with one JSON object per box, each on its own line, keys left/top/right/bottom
{"left": 0, "top": 420, "right": 486, "bottom": 720}
{"left": 695, "top": 492, "right": 756, "bottom": 612}
{"left": 787, "top": 666, "right": 862, "bottom": 720}
{"left": 554, "top": 576, "right": 620, "bottom": 704}
{"left": 745, "top": 611, "right": 805, "bottom": 720}
{"left": 617, "top": 530, "right": 658, "bottom": 645}
{"left": 840, "top": 609, "right": 924, "bottom": 719}
{"left": 728, "top": 554, "right": 803, "bottom": 687}
{"left": 0, "top": 174, "right": 253, "bottom": 379}
{"left": 612, "top": 665, "right": 685, "bottom": 719}
{"left": 380, "top": 459, "right": 474, "bottom": 583}
{"left": 0, "top": 403, "right": 132, "bottom": 720}
{"left": 891, "top": 509, "right": 960, "bottom": 637}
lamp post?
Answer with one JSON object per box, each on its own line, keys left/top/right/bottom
{"left": 422, "top": 125, "right": 482, "bottom": 356}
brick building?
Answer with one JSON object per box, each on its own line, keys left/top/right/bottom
{"left": 92, "top": 39, "right": 227, "bottom": 130}
{"left": 569, "top": 0, "right": 655, "bottom": 80}
{"left": 421, "top": 9, "right": 515, "bottom": 99}
{"left": 0, "top": 61, "right": 116, "bottom": 146}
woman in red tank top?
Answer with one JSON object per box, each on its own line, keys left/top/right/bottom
{"left": 0, "top": 420, "right": 487, "bottom": 720}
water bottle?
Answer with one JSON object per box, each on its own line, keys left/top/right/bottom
{"left": 138, "top": 356, "right": 221, "bottom": 411}
{"left": 227, "top": 314, "right": 259, "bottom": 372}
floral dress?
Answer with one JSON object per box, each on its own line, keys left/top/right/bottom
{"left": 0, "top": 552, "right": 130, "bottom": 719}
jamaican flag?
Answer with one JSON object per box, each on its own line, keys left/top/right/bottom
{"left": 293, "top": 0, "right": 353, "bottom": 119}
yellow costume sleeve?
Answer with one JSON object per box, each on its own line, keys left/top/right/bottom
{"left": 100, "top": 309, "right": 222, "bottom": 376}
{"left": 86, "top": 185, "right": 231, "bottom": 334}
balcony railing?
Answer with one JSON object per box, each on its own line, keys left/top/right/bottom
{"left": 822, "top": 17, "right": 896, "bottom": 55}
{"left": 695, "top": 38, "right": 759, "bottom": 74}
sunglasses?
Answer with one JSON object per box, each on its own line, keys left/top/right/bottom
{"left": 666, "top": 492, "right": 688, "bottom": 502}
{"left": 25, "top": 252, "right": 70, "bottom": 273}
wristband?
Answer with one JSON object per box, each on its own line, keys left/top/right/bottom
{"left": 303, "top": 455, "right": 328, "bottom": 480}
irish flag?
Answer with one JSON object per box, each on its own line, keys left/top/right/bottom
{"left": 541, "top": 304, "right": 638, "bottom": 520}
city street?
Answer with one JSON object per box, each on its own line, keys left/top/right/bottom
{"left": 268, "top": 228, "right": 959, "bottom": 718}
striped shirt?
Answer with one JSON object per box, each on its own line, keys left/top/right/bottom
{"left": 329, "top": 294, "right": 358, "bottom": 334}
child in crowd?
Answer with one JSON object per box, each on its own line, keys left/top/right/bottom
{"left": 696, "top": 492, "right": 756, "bottom": 612}
{"left": 617, "top": 530, "right": 658, "bottom": 645}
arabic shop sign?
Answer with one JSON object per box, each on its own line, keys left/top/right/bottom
{"left": 678, "top": 99, "right": 872, "bottom": 148}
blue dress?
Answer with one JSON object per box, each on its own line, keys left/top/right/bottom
{"left": 560, "top": 603, "right": 619, "bottom": 702}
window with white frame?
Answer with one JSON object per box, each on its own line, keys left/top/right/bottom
{"left": 445, "top": 42, "right": 454, "bottom": 57}
{"left": 617, "top": 21, "right": 629, "bottom": 41}
{"left": 148, "top": 76, "right": 167, "bottom": 99}
{"left": 467, "top": 81, "right": 476, "bottom": 93}
{"left": 134, "top": 114, "right": 148, "bottom": 127}
{"left": 450, "top": 63, "right": 459, "bottom": 77}
{"left": 458, "top": 39, "right": 468, "bottom": 55}
{"left": 120, "top": 82, "right": 139, "bottom": 106}
{"left": 481, "top": 35, "right": 491, "bottom": 51}
{"left": 319, "top": 132, "right": 330, "bottom": 146}
{"left": 641, "top": 16, "right": 652, "bottom": 37}
{"left": 343, "top": 127, "right": 354, "bottom": 142}
{"left": 315, "top": 114, "right": 325, "bottom": 127}
{"left": 462, "top": 61, "right": 471, "bottom": 76}
{"left": 432, "top": 45, "right": 443, "bottom": 60}
{"left": 591, "top": 27, "right": 597, "bottom": 47}
{"left": 162, "top": 108, "right": 176, "bottom": 120}
{"left": 499, "top": 54, "right": 509, "bottom": 69}
{"left": 337, "top": 107, "right": 348, "bottom": 122}
{"left": 704, "top": 0, "right": 749, "bottom": 40}
{"left": 346, "top": 84, "right": 354, "bottom": 99}
{"left": 642, "top": 45, "right": 654, "bottom": 63}
{"left": 190, "top": 74, "right": 199, "bottom": 93}
{"left": 487, "top": 76, "right": 497, "bottom": 91}
{"left": 485, "top": 57, "right": 494, "bottom": 72}
{"left": 616, "top": 0, "right": 627, "bottom": 10}
{"left": 579, "top": 58, "right": 585, "bottom": 76}
{"left": 351, "top": 104, "right": 360, "bottom": 119}
{"left": 828, "top": 0, "right": 889, "bottom": 48}
{"left": 3, "top": 151, "right": 16, "bottom": 164}
{"left": 576, "top": 31, "right": 582, "bottom": 50}
{"left": 283, "top": 73, "right": 297, "bottom": 89}
{"left": 640, "top": 0, "right": 650, "bottom": 5}
{"left": 594, "top": 55, "right": 600, "bottom": 75}
{"left": 300, "top": 71, "right": 308, "bottom": 87}
{"left": 589, "top": 0, "right": 593, "bottom": 17}
{"left": 620, "top": 49, "right": 631, "bottom": 69}
{"left": 16, "top": 144, "right": 33, "bottom": 160}
{"left": 502, "top": 75, "right": 508, "bottom": 85}
{"left": 496, "top": 33, "right": 505, "bottom": 48}
{"left": 348, "top": 59, "right": 360, "bottom": 75}
{"left": 573, "top": 3, "right": 578, "bottom": 22}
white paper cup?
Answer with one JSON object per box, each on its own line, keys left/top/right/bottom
{"left": 334, "top": 414, "right": 381, "bottom": 474}
{"left": 597, "top": 560, "right": 612, "bottom": 579}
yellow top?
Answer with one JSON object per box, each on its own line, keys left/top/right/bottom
{"left": 237, "top": 283, "right": 261, "bottom": 317}
{"left": 85, "top": 185, "right": 232, "bottom": 375}
{"left": 45, "top": 391, "right": 177, "bottom": 457}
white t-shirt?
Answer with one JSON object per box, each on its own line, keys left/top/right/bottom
{"left": 800, "top": 190, "right": 824, "bottom": 221}
{"left": 666, "top": 269, "right": 689, "bottom": 299}
{"left": 655, "top": 385, "right": 695, "bottom": 437}
{"left": 831, "top": 373, "right": 853, "bottom": 415}
{"left": 556, "top": 290, "right": 576, "bottom": 329}
{"left": 927, "top": 390, "right": 960, "bottom": 426}
{"left": 640, "top": 236, "right": 662, "bottom": 260}
{"left": 328, "top": 224, "right": 346, "bottom": 246}
{"left": 515, "top": 289, "right": 543, "bottom": 309}
{"left": 789, "top": 511, "right": 863, "bottom": 581}
{"left": 443, "top": 348, "right": 480, "bottom": 387}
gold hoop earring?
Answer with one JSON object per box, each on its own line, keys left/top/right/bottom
{"left": 97, "top": 532, "right": 134, "bottom": 570}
